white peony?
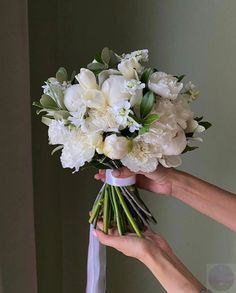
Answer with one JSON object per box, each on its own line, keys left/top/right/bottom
{"left": 117, "top": 57, "right": 141, "bottom": 79}
{"left": 121, "top": 136, "right": 162, "bottom": 172}
{"left": 60, "top": 129, "right": 100, "bottom": 172}
{"left": 161, "top": 127, "right": 187, "bottom": 156}
{"left": 75, "top": 68, "right": 98, "bottom": 90}
{"left": 103, "top": 134, "right": 131, "bottom": 160}
{"left": 48, "top": 120, "right": 69, "bottom": 145}
{"left": 148, "top": 72, "right": 183, "bottom": 100}
{"left": 81, "top": 108, "right": 119, "bottom": 133}
{"left": 102, "top": 75, "right": 130, "bottom": 107}
{"left": 159, "top": 155, "right": 182, "bottom": 168}
{"left": 64, "top": 84, "right": 85, "bottom": 112}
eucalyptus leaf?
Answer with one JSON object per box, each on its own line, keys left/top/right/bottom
{"left": 140, "top": 91, "right": 155, "bottom": 118}
{"left": 32, "top": 101, "right": 44, "bottom": 108}
{"left": 56, "top": 67, "right": 68, "bottom": 83}
{"left": 54, "top": 110, "right": 70, "bottom": 120}
{"left": 109, "top": 50, "right": 120, "bottom": 67}
{"left": 87, "top": 62, "right": 106, "bottom": 71}
{"left": 101, "top": 47, "right": 110, "bottom": 64}
{"left": 195, "top": 116, "right": 203, "bottom": 122}
{"left": 40, "top": 94, "right": 58, "bottom": 109}
{"left": 51, "top": 145, "right": 63, "bottom": 155}
{"left": 174, "top": 74, "right": 185, "bottom": 82}
{"left": 143, "top": 113, "right": 160, "bottom": 126}
{"left": 48, "top": 84, "right": 66, "bottom": 110}
{"left": 71, "top": 70, "right": 77, "bottom": 83}
{"left": 41, "top": 116, "right": 53, "bottom": 126}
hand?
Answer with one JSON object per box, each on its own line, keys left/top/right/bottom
{"left": 94, "top": 166, "right": 178, "bottom": 196}
{"left": 94, "top": 223, "right": 172, "bottom": 263}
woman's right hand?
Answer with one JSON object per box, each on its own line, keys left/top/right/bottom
{"left": 94, "top": 166, "right": 178, "bottom": 196}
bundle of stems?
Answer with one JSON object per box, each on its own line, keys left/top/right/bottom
{"left": 89, "top": 178, "right": 157, "bottom": 237}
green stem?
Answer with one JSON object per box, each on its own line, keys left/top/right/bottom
{"left": 111, "top": 186, "right": 123, "bottom": 235}
{"left": 103, "top": 185, "right": 109, "bottom": 234}
{"left": 89, "top": 191, "right": 104, "bottom": 224}
{"left": 115, "top": 186, "right": 143, "bottom": 238}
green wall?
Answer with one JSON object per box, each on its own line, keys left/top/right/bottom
{"left": 29, "top": 1, "right": 236, "bottom": 292}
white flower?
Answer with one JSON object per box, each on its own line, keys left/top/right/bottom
{"left": 103, "top": 134, "right": 131, "bottom": 160}
{"left": 48, "top": 120, "right": 69, "bottom": 145}
{"left": 184, "top": 82, "right": 200, "bottom": 101}
{"left": 159, "top": 155, "right": 182, "bottom": 168}
{"left": 75, "top": 68, "right": 98, "bottom": 90}
{"left": 110, "top": 101, "right": 131, "bottom": 127}
{"left": 121, "top": 136, "right": 162, "bottom": 172}
{"left": 60, "top": 129, "right": 100, "bottom": 172}
{"left": 123, "top": 79, "right": 145, "bottom": 107}
{"left": 82, "top": 89, "right": 107, "bottom": 110}
{"left": 123, "top": 49, "right": 149, "bottom": 62}
{"left": 64, "top": 84, "right": 85, "bottom": 112}
{"left": 117, "top": 57, "right": 141, "bottom": 79}
{"left": 161, "top": 127, "right": 187, "bottom": 156}
{"left": 148, "top": 72, "right": 183, "bottom": 100}
{"left": 127, "top": 117, "right": 142, "bottom": 133}
{"left": 42, "top": 77, "right": 70, "bottom": 96}
{"left": 81, "top": 108, "right": 119, "bottom": 133}
{"left": 102, "top": 75, "right": 130, "bottom": 107}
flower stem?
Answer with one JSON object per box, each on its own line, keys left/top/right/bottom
{"left": 89, "top": 190, "right": 104, "bottom": 224}
{"left": 115, "top": 186, "right": 143, "bottom": 238}
{"left": 111, "top": 185, "right": 123, "bottom": 235}
{"left": 103, "top": 185, "right": 109, "bottom": 234}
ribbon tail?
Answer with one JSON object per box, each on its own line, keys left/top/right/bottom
{"left": 86, "top": 224, "right": 106, "bottom": 293}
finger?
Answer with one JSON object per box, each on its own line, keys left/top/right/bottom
{"left": 96, "top": 220, "right": 119, "bottom": 236}
{"left": 94, "top": 229, "right": 122, "bottom": 250}
{"left": 136, "top": 175, "right": 158, "bottom": 193}
{"left": 112, "top": 167, "right": 135, "bottom": 178}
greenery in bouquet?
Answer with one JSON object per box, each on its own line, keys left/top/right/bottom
{"left": 33, "top": 47, "right": 211, "bottom": 237}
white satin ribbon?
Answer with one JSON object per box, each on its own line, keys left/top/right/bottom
{"left": 86, "top": 170, "right": 136, "bottom": 293}
{"left": 105, "top": 169, "right": 136, "bottom": 186}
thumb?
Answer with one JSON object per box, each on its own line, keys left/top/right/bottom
{"left": 94, "top": 229, "right": 122, "bottom": 250}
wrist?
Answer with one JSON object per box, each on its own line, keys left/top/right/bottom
{"left": 170, "top": 168, "right": 191, "bottom": 198}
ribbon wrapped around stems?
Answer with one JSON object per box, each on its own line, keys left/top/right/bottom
{"left": 86, "top": 168, "right": 157, "bottom": 293}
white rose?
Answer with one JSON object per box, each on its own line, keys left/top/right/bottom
{"left": 103, "top": 134, "right": 131, "bottom": 160}
{"left": 161, "top": 127, "right": 187, "bottom": 156}
{"left": 148, "top": 72, "right": 183, "bottom": 100}
{"left": 64, "top": 84, "right": 85, "bottom": 112}
{"left": 75, "top": 68, "right": 98, "bottom": 90}
{"left": 102, "top": 75, "right": 130, "bottom": 107}
{"left": 118, "top": 57, "right": 141, "bottom": 79}
{"left": 48, "top": 120, "right": 69, "bottom": 145}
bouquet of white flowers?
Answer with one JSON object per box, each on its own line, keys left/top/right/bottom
{"left": 33, "top": 48, "right": 211, "bottom": 237}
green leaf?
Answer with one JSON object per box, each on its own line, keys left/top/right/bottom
{"left": 140, "top": 68, "right": 154, "bottom": 83}
{"left": 94, "top": 52, "right": 103, "bottom": 63}
{"left": 109, "top": 50, "right": 120, "bottom": 67}
{"left": 87, "top": 62, "right": 106, "bottom": 71}
{"left": 56, "top": 67, "right": 68, "bottom": 83}
{"left": 71, "top": 70, "right": 77, "bottom": 82}
{"left": 174, "top": 74, "right": 185, "bottom": 82}
{"left": 40, "top": 94, "right": 58, "bottom": 109}
{"left": 101, "top": 47, "right": 110, "bottom": 64}
{"left": 47, "top": 84, "right": 66, "bottom": 110}
{"left": 195, "top": 116, "right": 203, "bottom": 122}
{"left": 41, "top": 116, "right": 53, "bottom": 126}
{"left": 198, "top": 121, "right": 212, "bottom": 130}
{"left": 138, "top": 126, "right": 149, "bottom": 135}
{"left": 32, "top": 101, "right": 44, "bottom": 108}
{"left": 182, "top": 145, "right": 199, "bottom": 154}
{"left": 143, "top": 113, "right": 160, "bottom": 126}
{"left": 54, "top": 110, "right": 70, "bottom": 120}
{"left": 140, "top": 91, "right": 155, "bottom": 118}
{"left": 51, "top": 145, "right": 63, "bottom": 155}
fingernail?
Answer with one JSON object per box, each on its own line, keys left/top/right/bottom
{"left": 93, "top": 230, "right": 98, "bottom": 237}
{"left": 112, "top": 169, "right": 120, "bottom": 177}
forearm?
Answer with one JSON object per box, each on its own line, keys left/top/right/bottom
{"left": 142, "top": 247, "right": 204, "bottom": 293}
{"left": 172, "top": 170, "right": 236, "bottom": 232}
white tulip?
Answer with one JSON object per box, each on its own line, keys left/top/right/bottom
{"left": 148, "top": 72, "right": 183, "bottom": 100}
{"left": 75, "top": 68, "right": 98, "bottom": 90}
{"left": 118, "top": 57, "right": 141, "bottom": 79}
{"left": 102, "top": 75, "right": 130, "bottom": 107}
{"left": 103, "top": 134, "right": 131, "bottom": 160}
{"left": 82, "top": 89, "right": 107, "bottom": 110}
